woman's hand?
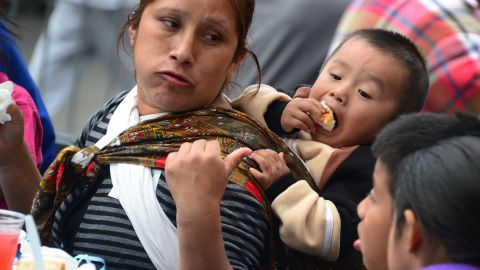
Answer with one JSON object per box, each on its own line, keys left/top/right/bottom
{"left": 249, "top": 149, "right": 290, "bottom": 190}
{"left": 0, "top": 103, "right": 25, "bottom": 157}
{"left": 281, "top": 97, "right": 326, "bottom": 133}
{"left": 165, "top": 140, "right": 252, "bottom": 220}
{"left": 0, "top": 103, "right": 40, "bottom": 213}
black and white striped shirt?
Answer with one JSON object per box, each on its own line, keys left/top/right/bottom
{"left": 53, "top": 91, "right": 270, "bottom": 269}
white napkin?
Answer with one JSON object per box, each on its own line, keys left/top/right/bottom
{"left": 0, "top": 81, "right": 14, "bottom": 124}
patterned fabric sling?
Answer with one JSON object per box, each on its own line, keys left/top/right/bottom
{"left": 31, "top": 107, "right": 314, "bottom": 248}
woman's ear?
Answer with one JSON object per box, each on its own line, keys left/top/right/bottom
{"left": 404, "top": 210, "right": 422, "bottom": 253}
{"left": 128, "top": 25, "right": 137, "bottom": 48}
{"left": 226, "top": 50, "right": 247, "bottom": 81}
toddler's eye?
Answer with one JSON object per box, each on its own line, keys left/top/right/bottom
{"left": 330, "top": 73, "right": 341, "bottom": 80}
{"left": 358, "top": 89, "right": 372, "bottom": 99}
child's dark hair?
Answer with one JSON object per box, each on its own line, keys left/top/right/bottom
{"left": 329, "top": 28, "right": 429, "bottom": 115}
{"left": 371, "top": 113, "right": 480, "bottom": 265}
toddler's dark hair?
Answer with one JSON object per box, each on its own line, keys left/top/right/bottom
{"left": 329, "top": 28, "right": 429, "bottom": 115}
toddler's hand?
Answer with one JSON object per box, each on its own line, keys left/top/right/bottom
{"left": 281, "top": 97, "right": 326, "bottom": 133}
{"left": 293, "top": 86, "right": 311, "bottom": 98}
{"left": 249, "top": 149, "right": 290, "bottom": 189}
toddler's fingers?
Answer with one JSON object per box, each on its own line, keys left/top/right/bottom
{"left": 250, "top": 152, "right": 271, "bottom": 172}
{"left": 249, "top": 167, "right": 269, "bottom": 189}
{"left": 293, "top": 86, "right": 311, "bottom": 98}
{"left": 249, "top": 167, "right": 263, "bottom": 179}
{"left": 291, "top": 114, "right": 316, "bottom": 133}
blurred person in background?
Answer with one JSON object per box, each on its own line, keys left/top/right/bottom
{"left": 232, "top": 0, "right": 351, "bottom": 98}
{"left": 29, "top": 0, "right": 137, "bottom": 117}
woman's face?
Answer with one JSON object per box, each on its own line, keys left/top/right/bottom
{"left": 129, "top": 0, "right": 241, "bottom": 115}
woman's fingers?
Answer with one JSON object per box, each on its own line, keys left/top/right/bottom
{"left": 223, "top": 147, "right": 252, "bottom": 175}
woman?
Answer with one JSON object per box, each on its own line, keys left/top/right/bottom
{"left": 0, "top": 0, "right": 311, "bottom": 269}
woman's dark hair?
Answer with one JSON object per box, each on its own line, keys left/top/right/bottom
{"left": 116, "top": 0, "right": 261, "bottom": 90}
{"left": 327, "top": 29, "right": 429, "bottom": 115}
{"left": 371, "top": 112, "right": 480, "bottom": 265}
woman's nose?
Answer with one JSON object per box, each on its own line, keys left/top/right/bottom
{"left": 170, "top": 33, "right": 195, "bottom": 64}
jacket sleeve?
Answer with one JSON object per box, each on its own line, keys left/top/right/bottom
{"left": 271, "top": 180, "right": 341, "bottom": 261}
{"left": 269, "top": 145, "right": 374, "bottom": 261}
{"left": 321, "top": 145, "right": 375, "bottom": 258}
{"left": 231, "top": 84, "right": 291, "bottom": 127}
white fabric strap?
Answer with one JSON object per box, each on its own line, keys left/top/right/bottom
{"left": 320, "top": 201, "right": 334, "bottom": 258}
{"left": 95, "top": 86, "right": 179, "bottom": 269}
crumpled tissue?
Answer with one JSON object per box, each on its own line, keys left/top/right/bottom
{"left": 0, "top": 81, "right": 14, "bottom": 124}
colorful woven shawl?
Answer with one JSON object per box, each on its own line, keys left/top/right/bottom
{"left": 31, "top": 107, "right": 313, "bottom": 246}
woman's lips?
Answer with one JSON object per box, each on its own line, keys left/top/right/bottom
{"left": 157, "top": 71, "right": 193, "bottom": 88}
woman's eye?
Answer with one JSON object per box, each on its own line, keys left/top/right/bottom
{"left": 358, "top": 89, "right": 372, "bottom": 99}
{"left": 330, "top": 73, "right": 341, "bottom": 80}
{"left": 204, "top": 32, "right": 222, "bottom": 43}
{"left": 161, "top": 18, "right": 180, "bottom": 29}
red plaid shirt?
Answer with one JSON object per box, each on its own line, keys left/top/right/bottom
{"left": 331, "top": 0, "right": 480, "bottom": 114}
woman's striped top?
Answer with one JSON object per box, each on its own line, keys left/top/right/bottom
{"left": 53, "top": 91, "right": 270, "bottom": 269}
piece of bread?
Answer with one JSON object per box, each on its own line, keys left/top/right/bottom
{"left": 16, "top": 257, "right": 66, "bottom": 270}
{"left": 320, "top": 101, "right": 336, "bottom": 132}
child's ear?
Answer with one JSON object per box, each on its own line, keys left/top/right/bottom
{"left": 403, "top": 209, "right": 422, "bottom": 252}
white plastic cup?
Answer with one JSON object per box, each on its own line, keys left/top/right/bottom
{"left": 0, "top": 209, "right": 25, "bottom": 269}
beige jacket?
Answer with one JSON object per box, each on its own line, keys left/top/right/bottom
{"left": 232, "top": 84, "right": 357, "bottom": 261}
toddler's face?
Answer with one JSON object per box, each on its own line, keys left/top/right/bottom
{"left": 308, "top": 38, "right": 408, "bottom": 148}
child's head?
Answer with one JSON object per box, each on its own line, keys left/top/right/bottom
{"left": 308, "top": 29, "right": 428, "bottom": 148}
{"left": 388, "top": 135, "right": 480, "bottom": 270}
{"left": 357, "top": 113, "right": 480, "bottom": 270}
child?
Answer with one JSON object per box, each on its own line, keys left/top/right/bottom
{"left": 232, "top": 28, "right": 429, "bottom": 263}
{"left": 358, "top": 113, "right": 480, "bottom": 270}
